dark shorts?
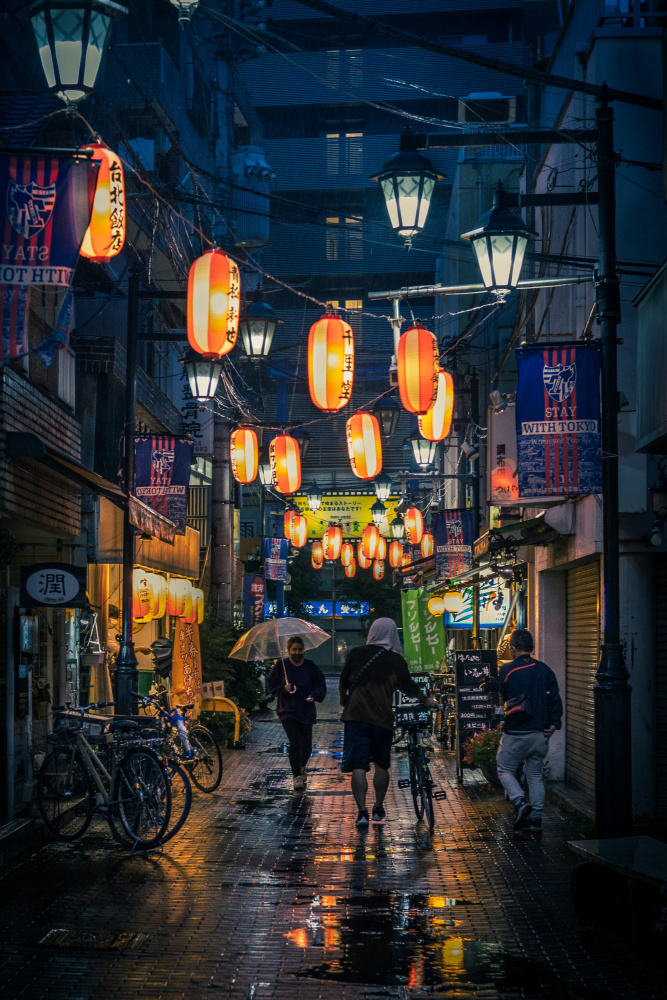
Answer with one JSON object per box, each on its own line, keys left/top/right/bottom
{"left": 341, "top": 720, "right": 392, "bottom": 773}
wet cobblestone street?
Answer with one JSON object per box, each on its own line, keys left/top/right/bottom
{"left": 0, "top": 690, "right": 663, "bottom": 1000}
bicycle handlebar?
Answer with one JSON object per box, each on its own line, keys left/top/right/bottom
{"left": 51, "top": 701, "right": 115, "bottom": 714}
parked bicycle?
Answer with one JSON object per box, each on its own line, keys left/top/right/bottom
{"left": 133, "top": 691, "right": 223, "bottom": 793}
{"left": 36, "top": 701, "right": 172, "bottom": 850}
{"left": 396, "top": 708, "right": 447, "bottom": 832}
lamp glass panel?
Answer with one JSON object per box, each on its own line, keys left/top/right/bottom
{"left": 417, "top": 176, "right": 434, "bottom": 229}
{"left": 396, "top": 174, "right": 420, "bottom": 232}
{"left": 374, "top": 475, "right": 391, "bottom": 501}
{"left": 83, "top": 11, "right": 111, "bottom": 87}
{"left": 189, "top": 360, "right": 220, "bottom": 399}
{"left": 391, "top": 517, "right": 405, "bottom": 539}
{"left": 381, "top": 179, "right": 400, "bottom": 230}
{"left": 53, "top": 8, "right": 85, "bottom": 86}
{"left": 510, "top": 235, "right": 528, "bottom": 288}
{"left": 473, "top": 236, "right": 493, "bottom": 288}
{"left": 31, "top": 13, "right": 56, "bottom": 88}
{"left": 489, "top": 233, "right": 514, "bottom": 289}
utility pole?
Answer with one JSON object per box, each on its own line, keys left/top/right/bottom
{"left": 469, "top": 368, "right": 481, "bottom": 647}
{"left": 211, "top": 413, "right": 234, "bottom": 620}
{"left": 593, "top": 99, "right": 632, "bottom": 838}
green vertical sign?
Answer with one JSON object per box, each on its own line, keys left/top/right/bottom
{"left": 419, "top": 591, "right": 446, "bottom": 671}
{"left": 401, "top": 588, "right": 423, "bottom": 670}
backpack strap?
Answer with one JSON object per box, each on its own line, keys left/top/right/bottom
{"left": 345, "top": 647, "right": 384, "bottom": 700}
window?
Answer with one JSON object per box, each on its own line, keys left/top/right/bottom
{"left": 345, "top": 299, "right": 363, "bottom": 310}
{"left": 325, "top": 132, "right": 363, "bottom": 175}
{"left": 240, "top": 521, "right": 256, "bottom": 538}
{"left": 325, "top": 48, "right": 363, "bottom": 87}
{"left": 325, "top": 218, "right": 363, "bottom": 261}
{"left": 326, "top": 217, "right": 340, "bottom": 261}
{"left": 57, "top": 347, "right": 76, "bottom": 409}
{"left": 438, "top": 34, "right": 488, "bottom": 46}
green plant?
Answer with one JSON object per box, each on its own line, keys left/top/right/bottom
{"left": 463, "top": 728, "right": 502, "bottom": 767}
{"left": 198, "top": 609, "right": 264, "bottom": 711}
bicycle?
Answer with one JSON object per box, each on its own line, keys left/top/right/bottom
{"left": 396, "top": 708, "right": 447, "bottom": 832}
{"left": 133, "top": 691, "right": 223, "bottom": 793}
{"left": 36, "top": 702, "right": 172, "bottom": 850}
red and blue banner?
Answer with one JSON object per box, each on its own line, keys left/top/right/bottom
{"left": 432, "top": 509, "right": 473, "bottom": 581}
{"left": 134, "top": 437, "right": 194, "bottom": 535}
{"left": 515, "top": 345, "right": 602, "bottom": 500}
{"left": 1, "top": 283, "right": 30, "bottom": 363}
{"left": 264, "top": 538, "right": 289, "bottom": 581}
{"left": 243, "top": 575, "right": 266, "bottom": 626}
{"left": 1, "top": 152, "right": 98, "bottom": 286}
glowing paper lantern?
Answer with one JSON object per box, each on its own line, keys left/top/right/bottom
{"left": 284, "top": 508, "right": 298, "bottom": 539}
{"left": 308, "top": 314, "right": 354, "bottom": 411}
{"left": 311, "top": 541, "right": 324, "bottom": 569}
{"left": 376, "top": 536, "right": 387, "bottom": 561}
{"left": 187, "top": 248, "right": 240, "bottom": 357}
{"left": 404, "top": 507, "right": 424, "bottom": 546}
{"left": 167, "top": 578, "right": 190, "bottom": 617}
{"left": 344, "top": 560, "right": 356, "bottom": 579}
{"left": 357, "top": 542, "right": 372, "bottom": 569}
{"left": 443, "top": 589, "right": 466, "bottom": 614}
{"left": 147, "top": 573, "right": 167, "bottom": 620}
{"left": 373, "top": 560, "right": 385, "bottom": 581}
{"left": 389, "top": 540, "right": 403, "bottom": 569}
{"left": 346, "top": 411, "right": 382, "bottom": 480}
{"left": 419, "top": 369, "right": 454, "bottom": 441}
{"left": 421, "top": 532, "right": 434, "bottom": 559}
{"left": 230, "top": 427, "right": 258, "bottom": 484}
{"left": 402, "top": 550, "right": 411, "bottom": 567}
{"left": 270, "top": 435, "right": 301, "bottom": 494}
{"left": 132, "top": 569, "right": 153, "bottom": 621}
{"left": 341, "top": 542, "right": 354, "bottom": 568}
{"left": 397, "top": 324, "right": 439, "bottom": 415}
{"left": 361, "top": 524, "right": 380, "bottom": 560}
{"left": 428, "top": 596, "right": 445, "bottom": 617}
{"left": 182, "top": 584, "right": 198, "bottom": 624}
{"left": 191, "top": 587, "right": 204, "bottom": 624}
{"left": 291, "top": 514, "right": 308, "bottom": 548}
{"left": 80, "top": 142, "right": 125, "bottom": 261}
{"left": 323, "top": 523, "right": 342, "bottom": 561}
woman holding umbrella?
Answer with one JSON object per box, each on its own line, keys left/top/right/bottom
{"left": 267, "top": 636, "right": 327, "bottom": 792}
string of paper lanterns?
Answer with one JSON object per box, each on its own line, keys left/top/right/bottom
{"left": 346, "top": 411, "right": 383, "bottom": 480}
{"left": 308, "top": 314, "right": 354, "bottom": 411}
{"left": 79, "top": 141, "right": 125, "bottom": 262}
{"left": 187, "top": 248, "right": 240, "bottom": 357}
{"left": 134, "top": 571, "right": 203, "bottom": 625}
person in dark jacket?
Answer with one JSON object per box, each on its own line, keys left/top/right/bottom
{"left": 496, "top": 628, "right": 563, "bottom": 832}
{"left": 267, "top": 636, "right": 327, "bottom": 792}
{"left": 339, "top": 618, "right": 438, "bottom": 827}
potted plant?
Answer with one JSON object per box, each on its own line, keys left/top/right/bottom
{"left": 463, "top": 728, "right": 503, "bottom": 787}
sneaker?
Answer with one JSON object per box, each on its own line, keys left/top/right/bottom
{"left": 513, "top": 800, "right": 532, "bottom": 830}
{"left": 356, "top": 809, "right": 369, "bottom": 827}
{"left": 525, "top": 816, "right": 542, "bottom": 832}
{"left": 371, "top": 805, "right": 386, "bottom": 824}
{"left": 293, "top": 776, "right": 305, "bottom": 792}
{"left": 300, "top": 766, "right": 308, "bottom": 784}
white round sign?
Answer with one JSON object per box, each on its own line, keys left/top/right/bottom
{"left": 25, "top": 567, "right": 81, "bottom": 605}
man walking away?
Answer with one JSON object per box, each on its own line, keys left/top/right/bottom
{"left": 339, "top": 617, "right": 438, "bottom": 827}
{"left": 496, "top": 628, "right": 562, "bottom": 832}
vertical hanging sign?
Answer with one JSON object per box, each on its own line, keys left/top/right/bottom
{"left": 431, "top": 509, "right": 473, "bottom": 582}
{"left": 401, "top": 588, "right": 423, "bottom": 671}
{"left": 515, "top": 345, "right": 602, "bottom": 500}
{"left": 419, "top": 590, "right": 446, "bottom": 671}
{"left": 134, "top": 437, "right": 194, "bottom": 534}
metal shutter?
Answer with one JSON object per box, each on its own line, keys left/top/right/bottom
{"left": 654, "top": 558, "right": 667, "bottom": 821}
{"left": 566, "top": 561, "right": 600, "bottom": 802}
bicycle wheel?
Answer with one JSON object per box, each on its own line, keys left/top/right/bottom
{"left": 409, "top": 753, "right": 425, "bottom": 822}
{"left": 37, "top": 747, "right": 94, "bottom": 841}
{"left": 187, "top": 725, "right": 222, "bottom": 792}
{"left": 417, "top": 747, "right": 435, "bottom": 832}
{"left": 114, "top": 748, "right": 171, "bottom": 848}
{"left": 161, "top": 760, "right": 192, "bottom": 843}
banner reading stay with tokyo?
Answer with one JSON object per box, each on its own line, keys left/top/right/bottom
{"left": 515, "top": 345, "right": 602, "bottom": 500}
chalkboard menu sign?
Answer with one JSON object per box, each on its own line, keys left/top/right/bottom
{"left": 395, "top": 673, "right": 431, "bottom": 727}
{"left": 454, "top": 650, "right": 498, "bottom": 780}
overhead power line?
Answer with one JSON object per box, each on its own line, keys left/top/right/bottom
{"left": 283, "top": 0, "right": 662, "bottom": 111}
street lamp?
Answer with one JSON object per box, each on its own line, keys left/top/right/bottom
{"left": 23, "top": 0, "right": 127, "bottom": 104}
{"left": 461, "top": 182, "right": 536, "bottom": 297}
{"left": 306, "top": 481, "right": 322, "bottom": 512}
{"left": 168, "top": 0, "right": 199, "bottom": 25}
{"left": 239, "top": 300, "right": 277, "bottom": 358}
{"left": 371, "top": 499, "right": 387, "bottom": 526}
{"left": 372, "top": 395, "right": 401, "bottom": 439}
{"left": 408, "top": 429, "right": 437, "bottom": 469}
{"left": 294, "top": 430, "right": 311, "bottom": 462}
{"left": 372, "top": 128, "right": 443, "bottom": 247}
{"left": 373, "top": 472, "right": 392, "bottom": 501}
{"left": 181, "top": 349, "right": 224, "bottom": 400}
{"left": 390, "top": 514, "right": 405, "bottom": 540}
{"left": 258, "top": 445, "right": 273, "bottom": 487}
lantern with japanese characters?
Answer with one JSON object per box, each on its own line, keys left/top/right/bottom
{"left": 311, "top": 540, "right": 324, "bottom": 569}
{"left": 421, "top": 531, "right": 434, "bottom": 559}
{"left": 419, "top": 368, "right": 454, "bottom": 441}
{"left": 372, "top": 559, "right": 385, "bottom": 581}
{"left": 389, "top": 540, "right": 403, "bottom": 569}
{"left": 182, "top": 584, "right": 199, "bottom": 624}
{"left": 346, "top": 411, "right": 382, "bottom": 480}
{"left": 404, "top": 506, "right": 424, "bottom": 546}
{"left": 397, "top": 324, "right": 439, "bottom": 414}
{"left": 361, "top": 523, "right": 380, "bottom": 560}
{"left": 376, "top": 536, "right": 387, "bottom": 561}
{"left": 80, "top": 142, "right": 125, "bottom": 262}
{"left": 167, "top": 577, "right": 190, "bottom": 617}
{"left": 344, "top": 559, "right": 356, "bottom": 579}
{"left": 323, "top": 523, "right": 342, "bottom": 561}
{"left": 291, "top": 514, "right": 308, "bottom": 549}
{"left": 270, "top": 435, "right": 301, "bottom": 494}
{"left": 341, "top": 542, "right": 354, "bottom": 568}
{"left": 132, "top": 569, "right": 153, "bottom": 621}
{"left": 187, "top": 248, "right": 240, "bottom": 357}
{"left": 284, "top": 507, "right": 298, "bottom": 540}
{"left": 357, "top": 541, "right": 372, "bottom": 569}
{"left": 147, "top": 573, "right": 167, "bottom": 620}
{"left": 230, "top": 427, "right": 258, "bottom": 484}
{"left": 308, "top": 314, "right": 354, "bottom": 411}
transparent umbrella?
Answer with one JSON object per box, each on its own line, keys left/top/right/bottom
{"left": 229, "top": 617, "right": 330, "bottom": 662}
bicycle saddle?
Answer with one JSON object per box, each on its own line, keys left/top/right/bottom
{"left": 175, "top": 703, "right": 194, "bottom": 712}
{"left": 107, "top": 719, "right": 139, "bottom": 733}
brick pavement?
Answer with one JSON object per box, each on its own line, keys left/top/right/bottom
{"left": 0, "top": 687, "right": 663, "bottom": 1000}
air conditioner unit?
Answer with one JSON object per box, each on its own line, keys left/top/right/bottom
{"left": 457, "top": 92, "right": 517, "bottom": 125}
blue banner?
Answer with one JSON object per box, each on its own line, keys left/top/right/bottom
{"left": 264, "top": 600, "right": 369, "bottom": 617}
{"left": 432, "top": 509, "right": 473, "bottom": 581}
{"left": 515, "top": 345, "right": 602, "bottom": 499}
{"left": 264, "top": 538, "right": 289, "bottom": 581}
{"left": 134, "top": 437, "right": 193, "bottom": 535}
{"left": 244, "top": 575, "right": 266, "bottom": 626}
